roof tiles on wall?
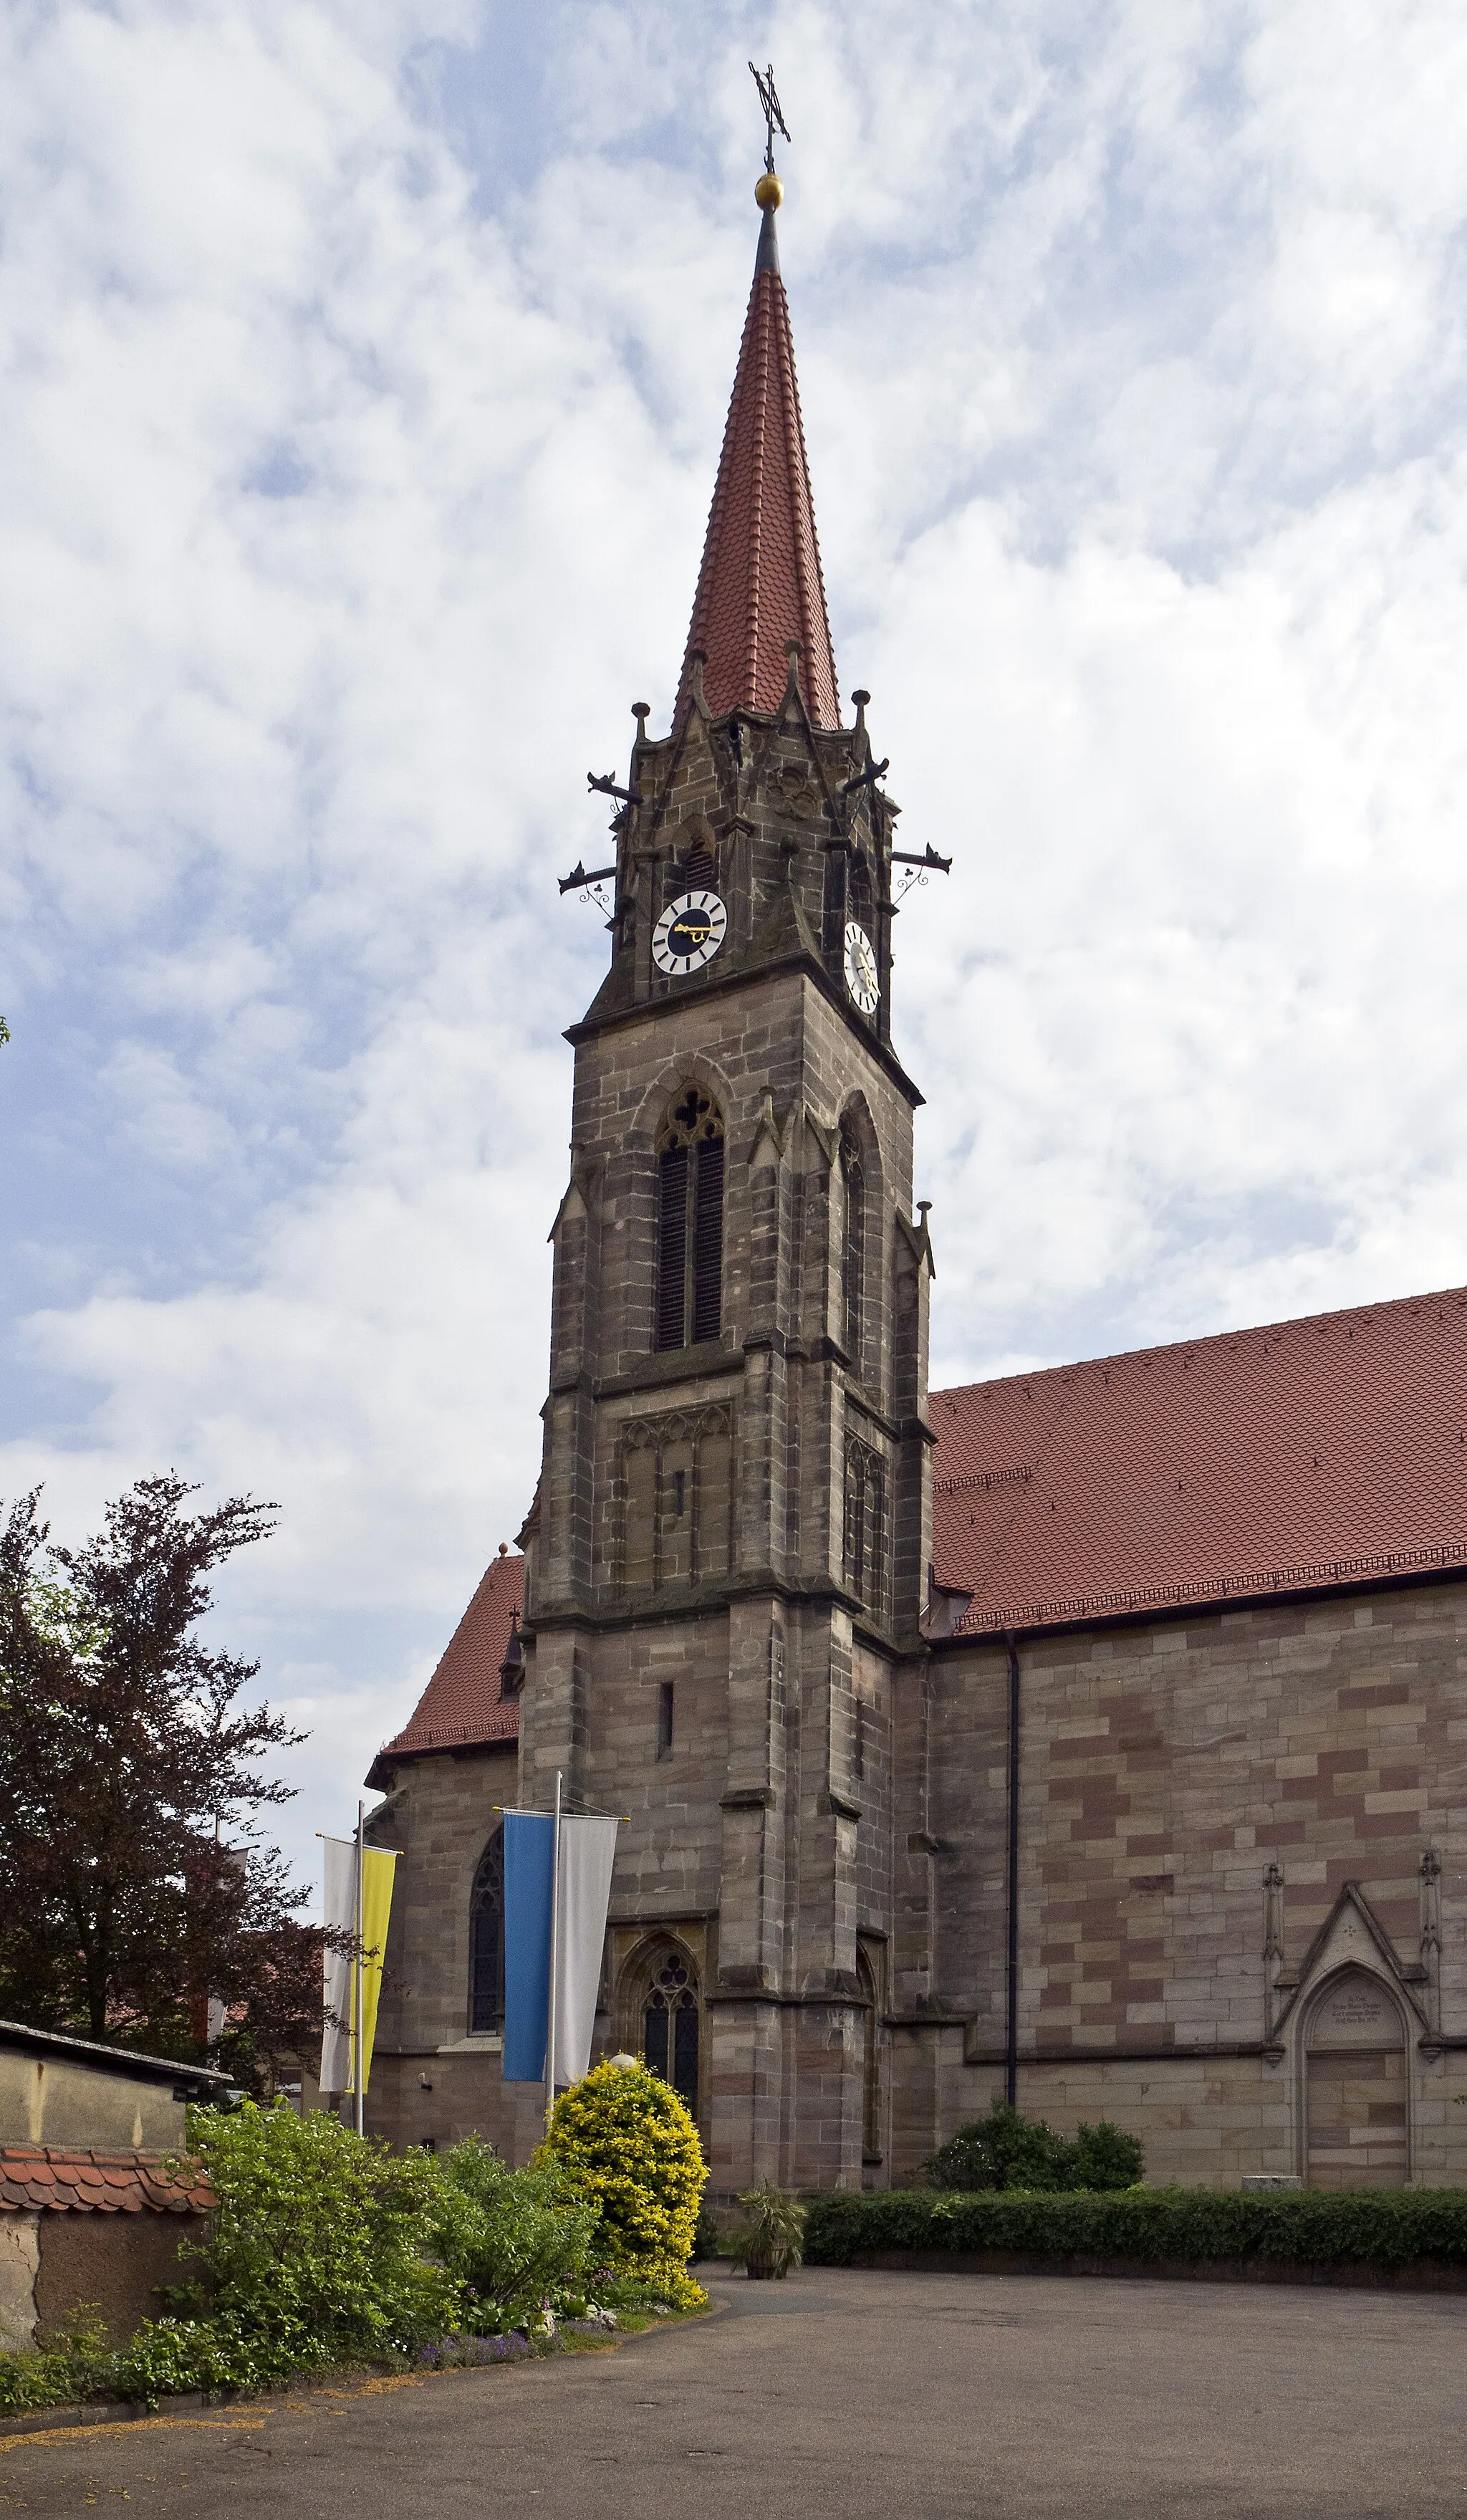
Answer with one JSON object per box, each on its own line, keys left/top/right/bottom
{"left": 0, "top": 2147, "right": 213, "bottom": 2214}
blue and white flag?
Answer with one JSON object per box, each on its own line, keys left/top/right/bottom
{"left": 502, "top": 1811, "right": 619, "bottom": 2085}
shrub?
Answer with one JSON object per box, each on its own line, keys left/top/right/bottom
{"left": 428, "top": 2137, "right": 598, "bottom": 2328}
{"left": 724, "top": 2183, "right": 806, "bottom": 2280}
{"left": 188, "top": 2100, "right": 461, "bottom": 2362}
{"left": 805, "top": 2185, "right": 1467, "bottom": 2271}
{"left": 0, "top": 2310, "right": 114, "bottom": 2414}
{"left": 927, "top": 2104, "right": 1069, "bottom": 2192}
{"left": 538, "top": 2060, "right": 708, "bottom": 2308}
{"left": 1071, "top": 2120, "right": 1145, "bottom": 2193}
{"left": 0, "top": 2094, "right": 711, "bottom": 2418}
{"left": 925, "top": 2104, "right": 1143, "bottom": 2193}
{"left": 692, "top": 2200, "right": 725, "bottom": 2263}
{"left": 0, "top": 2305, "right": 313, "bottom": 2415}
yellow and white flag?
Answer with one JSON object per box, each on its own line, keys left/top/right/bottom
{"left": 320, "top": 1836, "right": 398, "bottom": 2097}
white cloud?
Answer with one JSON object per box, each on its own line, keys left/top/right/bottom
{"left": 4, "top": 0, "right": 1467, "bottom": 1875}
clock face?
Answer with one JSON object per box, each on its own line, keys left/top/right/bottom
{"left": 843, "top": 919, "right": 879, "bottom": 1015}
{"left": 653, "top": 890, "right": 727, "bottom": 976}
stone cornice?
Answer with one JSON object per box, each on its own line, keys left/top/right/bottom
{"left": 566, "top": 949, "right": 924, "bottom": 1111}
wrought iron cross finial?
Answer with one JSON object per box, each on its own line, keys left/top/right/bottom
{"left": 749, "top": 60, "right": 790, "bottom": 173}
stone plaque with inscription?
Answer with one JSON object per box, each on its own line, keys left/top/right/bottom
{"left": 1308, "top": 1968, "right": 1398, "bottom": 2049}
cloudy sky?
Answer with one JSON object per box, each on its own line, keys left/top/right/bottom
{"left": 4, "top": 0, "right": 1466, "bottom": 1886}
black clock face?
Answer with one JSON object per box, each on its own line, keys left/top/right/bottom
{"left": 653, "top": 890, "right": 728, "bottom": 974}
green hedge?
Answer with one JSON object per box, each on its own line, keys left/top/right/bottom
{"left": 805, "top": 2186, "right": 1467, "bottom": 2271}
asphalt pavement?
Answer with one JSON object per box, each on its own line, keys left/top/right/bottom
{"left": 2, "top": 2262, "right": 1466, "bottom": 2517}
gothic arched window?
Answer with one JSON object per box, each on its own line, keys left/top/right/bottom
{"left": 469, "top": 1831, "right": 506, "bottom": 2034}
{"left": 845, "top": 1436, "right": 888, "bottom": 1618}
{"left": 857, "top": 1943, "right": 882, "bottom": 2161}
{"left": 840, "top": 1116, "right": 865, "bottom": 1370}
{"left": 640, "top": 1946, "right": 701, "bottom": 2112}
{"left": 655, "top": 1087, "right": 725, "bottom": 1351}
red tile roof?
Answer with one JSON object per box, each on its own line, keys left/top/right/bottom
{"left": 676, "top": 216, "right": 840, "bottom": 729}
{"left": 930, "top": 1285, "right": 1467, "bottom": 1634}
{"left": 377, "top": 1550, "right": 524, "bottom": 1763}
{"left": 0, "top": 2148, "right": 213, "bottom": 2214}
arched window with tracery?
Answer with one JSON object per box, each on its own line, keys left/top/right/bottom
{"left": 655, "top": 1086, "right": 725, "bottom": 1351}
{"left": 857, "top": 1943, "right": 882, "bottom": 2162}
{"left": 636, "top": 1945, "right": 701, "bottom": 2112}
{"left": 469, "top": 1831, "right": 505, "bottom": 2034}
{"left": 840, "top": 1115, "right": 866, "bottom": 1370}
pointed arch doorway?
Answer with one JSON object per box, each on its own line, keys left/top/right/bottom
{"left": 1304, "top": 1967, "right": 1408, "bottom": 2189}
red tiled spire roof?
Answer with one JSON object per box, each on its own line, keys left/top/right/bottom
{"left": 376, "top": 1550, "right": 524, "bottom": 1763}
{"left": 930, "top": 1284, "right": 1467, "bottom": 1634}
{"left": 676, "top": 204, "right": 840, "bottom": 729}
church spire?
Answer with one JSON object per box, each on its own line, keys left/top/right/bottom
{"left": 675, "top": 86, "right": 840, "bottom": 731}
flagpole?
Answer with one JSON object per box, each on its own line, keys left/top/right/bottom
{"left": 354, "top": 1798, "right": 365, "bottom": 2139}
{"left": 545, "top": 1771, "right": 562, "bottom": 2133}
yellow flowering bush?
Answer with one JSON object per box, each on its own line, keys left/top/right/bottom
{"left": 537, "top": 2061, "right": 708, "bottom": 2309}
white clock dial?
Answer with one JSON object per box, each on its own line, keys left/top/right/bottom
{"left": 652, "top": 890, "right": 728, "bottom": 976}
{"left": 843, "top": 919, "right": 879, "bottom": 1015}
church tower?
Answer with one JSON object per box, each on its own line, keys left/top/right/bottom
{"left": 515, "top": 150, "right": 933, "bottom": 2190}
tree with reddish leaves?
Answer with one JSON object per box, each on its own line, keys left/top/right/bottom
{"left": 0, "top": 1475, "right": 324, "bottom": 2090}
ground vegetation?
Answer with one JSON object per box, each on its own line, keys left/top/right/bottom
{"left": 925, "top": 2104, "right": 1144, "bottom": 2193}
{"left": 537, "top": 2058, "right": 707, "bottom": 2308}
{"left": 806, "top": 2184, "right": 1467, "bottom": 2270}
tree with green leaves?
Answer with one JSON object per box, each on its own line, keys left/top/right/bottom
{"left": 0, "top": 1475, "right": 322, "bottom": 2087}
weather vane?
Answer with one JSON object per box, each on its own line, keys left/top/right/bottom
{"left": 749, "top": 60, "right": 790, "bottom": 176}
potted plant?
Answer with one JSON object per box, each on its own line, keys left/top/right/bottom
{"left": 725, "top": 2182, "right": 806, "bottom": 2281}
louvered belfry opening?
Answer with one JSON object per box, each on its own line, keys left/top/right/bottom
{"left": 840, "top": 1115, "right": 865, "bottom": 1369}
{"left": 655, "top": 1086, "right": 726, "bottom": 1351}
{"left": 679, "top": 835, "right": 716, "bottom": 891}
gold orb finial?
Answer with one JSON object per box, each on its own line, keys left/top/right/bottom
{"left": 755, "top": 171, "right": 784, "bottom": 211}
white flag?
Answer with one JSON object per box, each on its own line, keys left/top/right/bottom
{"left": 319, "top": 1834, "right": 355, "bottom": 2094}
{"left": 553, "top": 1818, "right": 619, "bottom": 2085}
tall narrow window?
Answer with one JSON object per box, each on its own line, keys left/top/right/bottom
{"left": 691, "top": 1134, "right": 724, "bottom": 1343}
{"left": 845, "top": 1437, "right": 888, "bottom": 1619}
{"left": 840, "top": 1117, "right": 865, "bottom": 1369}
{"left": 655, "top": 1087, "right": 725, "bottom": 1350}
{"left": 469, "top": 1831, "right": 506, "bottom": 2033}
{"left": 857, "top": 1943, "right": 882, "bottom": 2161}
{"left": 641, "top": 1948, "right": 700, "bottom": 2112}
{"left": 657, "top": 1680, "right": 675, "bottom": 1759}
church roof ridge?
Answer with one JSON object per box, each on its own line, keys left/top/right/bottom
{"left": 675, "top": 185, "right": 840, "bottom": 731}
{"left": 930, "top": 1279, "right": 1467, "bottom": 1636}
{"left": 931, "top": 1278, "right": 1467, "bottom": 1419}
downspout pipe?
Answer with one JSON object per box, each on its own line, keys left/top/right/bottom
{"left": 1005, "top": 1631, "right": 1021, "bottom": 2109}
